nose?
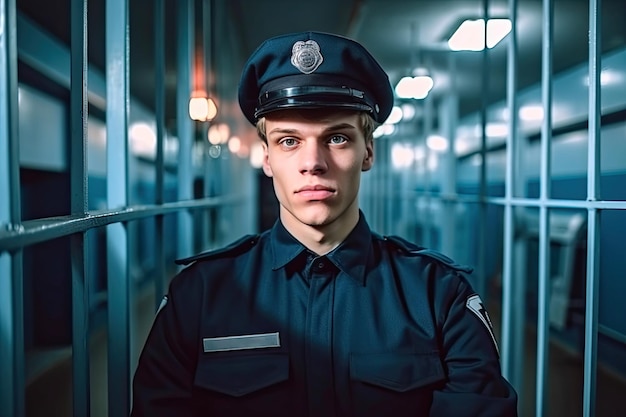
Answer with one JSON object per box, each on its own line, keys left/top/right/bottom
{"left": 299, "top": 141, "right": 328, "bottom": 175}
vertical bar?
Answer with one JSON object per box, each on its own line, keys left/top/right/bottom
{"left": 379, "top": 139, "right": 387, "bottom": 233}
{"left": 0, "top": 1, "right": 24, "bottom": 416}
{"left": 202, "top": 0, "right": 213, "bottom": 250}
{"left": 154, "top": 0, "right": 166, "bottom": 310}
{"left": 583, "top": 1, "right": 601, "bottom": 416}
{"left": 69, "top": 0, "right": 90, "bottom": 415}
{"left": 439, "top": 54, "right": 458, "bottom": 259}
{"left": 422, "top": 87, "right": 433, "bottom": 248}
{"left": 536, "top": 1, "right": 553, "bottom": 416}
{"left": 500, "top": 0, "right": 514, "bottom": 379}
{"left": 378, "top": 141, "right": 386, "bottom": 231}
{"left": 509, "top": 3, "right": 526, "bottom": 394}
{"left": 477, "top": 0, "right": 489, "bottom": 304}
{"left": 177, "top": 0, "right": 195, "bottom": 259}
{"left": 378, "top": 140, "right": 385, "bottom": 233}
{"left": 106, "top": 0, "right": 131, "bottom": 414}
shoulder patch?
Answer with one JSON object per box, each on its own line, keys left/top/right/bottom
{"left": 466, "top": 294, "right": 499, "bottom": 355}
{"left": 156, "top": 295, "right": 168, "bottom": 315}
{"left": 384, "top": 235, "right": 473, "bottom": 273}
{"left": 175, "top": 234, "right": 259, "bottom": 265}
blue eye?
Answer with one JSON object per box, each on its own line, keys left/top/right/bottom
{"left": 329, "top": 135, "right": 348, "bottom": 144}
{"left": 280, "top": 138, "right": 298, "bottom": 147}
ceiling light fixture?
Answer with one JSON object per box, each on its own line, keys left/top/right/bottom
{"left": 395, "top": 73, "right": 434, "bottom": 100}
{"left": 395, "top": 67, "right": 434, "bottom": 100}
{"left": 448, "top": 18, "right": 512, "bottom": 51}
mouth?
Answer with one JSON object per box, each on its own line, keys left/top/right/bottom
{"left": 295, "top": 185, "right": 335, "bottom": 200}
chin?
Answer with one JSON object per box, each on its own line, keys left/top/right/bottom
{"left": 301, "top": 213, "right": 334, "bottom": 228}
{"left": 295, "top": 205, "right": 337, "bottom": 227}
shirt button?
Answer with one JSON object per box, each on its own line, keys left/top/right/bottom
{"left": 317, "top": 261, "right": 325, "bottom": 269}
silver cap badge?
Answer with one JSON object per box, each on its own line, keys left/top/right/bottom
{"left": 291, "top": 40, "right": 323, "bottom": 74}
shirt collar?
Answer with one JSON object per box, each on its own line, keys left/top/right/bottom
{"left": 270, "top": 212, "right": 373, "bottom": 285}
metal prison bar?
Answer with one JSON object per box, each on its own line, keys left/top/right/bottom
{"left": 0, "top": 0, "right": 250, "bottom": 416}
{"left": 496, "top": 1, "right": 624, "bottom": 417}
{"left": 2, "top": 0, "right": 626, "bottom": 416}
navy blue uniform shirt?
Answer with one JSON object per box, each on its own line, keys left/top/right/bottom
{"left": 132, "top": 214, "right": 517, "bottom": 416}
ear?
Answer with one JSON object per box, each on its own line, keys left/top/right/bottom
{"left": 261, "top": 142, "right": 273, "bottom": 177}
{"left": 361, "top": 139, "right": 374, "bottom": 172}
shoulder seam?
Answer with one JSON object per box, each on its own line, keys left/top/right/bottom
{"left": 174, "top": 234, "right": 260, "bottom": 266}
{"left": 383, "top": 235, "right": 473, "bottom": 274}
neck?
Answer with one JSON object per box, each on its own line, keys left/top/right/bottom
{"left": 280, "top": 205, "right": 360, "bottom": 255}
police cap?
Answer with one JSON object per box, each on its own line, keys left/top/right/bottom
{"left": 238, "top": 31, "right": 394, "bottom": 125}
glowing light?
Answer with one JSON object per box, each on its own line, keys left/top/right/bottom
{"left": 519, "top": 105, "right": 544, "bottom": 121}
{"left": 208, "top": 123, "right": 231, "bottom": 145}
{"left": 189, "top": 93, "right": 209, "bottom": 121}
{"left": 426, "top": 135, "right": 449, "bottom": 152}
{"left": 237, "top": 144, "right": 250, "bottom": 159}
{"left": 228, "top": 136, "right": 241, "bottom": 153}
{"left": 129, "top": 122, "right": 156, "bottom": 156}
{"left": 218, "top": 123, "right": 230, "bottom": 144}
{"left": 401, "top": 103, "right": 416, "bottom": 121}
{"left": 395, "top": 75, "right": 434, "bottom": 99}
{"left": 391, "top": 143, "right": 414, "bottom": 169}
{"left": 474, "top": 123, "right": 508, "bottom": 138}
{"left": 206, "top": 98, "right": 218, "bottom": 121}
{"left": 414, "top": 146, "right": 425, "bottom": 161}
{"left": 385, "top": 106, "right": 404, "bottom": 124}
{"left": 584, "top": 69, "right": 623, "bottom": 86}
{"left": 250, "top": 142, "right": 265, "bottom": 168}
{"left": 373, "top": 124, "right": 396, "bottom": 138}
{"left": 189, "top": 92, "right": 218, "bottom": 121}
{"left": 486, "top": 123, "right": 508, "bottom": 137}
{"left": 448, "top": 19, "right": 512, "bottom": 51}
{"left": 427, "top": 153, "right": 439, "bottom": 171}
{"left": 454, "top": 139, "right": 470, "bottom": 154}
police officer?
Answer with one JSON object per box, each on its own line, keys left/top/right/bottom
{"left": 131, "top": 31, "right": 518, "bottom": 417}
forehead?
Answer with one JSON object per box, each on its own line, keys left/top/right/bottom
{"left": 264, "top": 109, "right": 361, "bottom": 128}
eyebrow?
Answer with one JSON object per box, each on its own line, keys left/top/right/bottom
{"left": 268, "top": 123, "right": 358, "bottom": 136}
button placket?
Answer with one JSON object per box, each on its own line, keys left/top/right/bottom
{"left": 304, "top": 255, "right": 337, "bottom": 417}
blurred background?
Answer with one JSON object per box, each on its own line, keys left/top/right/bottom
{"left": 1, "top": 0, "right": 626, "bottom": 416}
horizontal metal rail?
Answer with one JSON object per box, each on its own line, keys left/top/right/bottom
{"left": 0, "top": 194, "right": 246, "bottom": 252}
{"left": 361, "top": 190, "right": 626, "bottom": 210}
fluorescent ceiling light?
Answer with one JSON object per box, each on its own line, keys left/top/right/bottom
{"left": 448, "top": 19, "right": 512, "bottom": 51}
{"left": 395, "top": 75, "right": 434, "bottom": 99}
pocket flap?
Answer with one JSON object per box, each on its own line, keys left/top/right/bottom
{"left": 350, "top": 352, "right": 445, "bottom": 392}
{"left": 194, "top": 353, "right": 289, "bottom": 397}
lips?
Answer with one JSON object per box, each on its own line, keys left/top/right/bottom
{"left": 296, "top": 185, "right": 335, "bottom": 200}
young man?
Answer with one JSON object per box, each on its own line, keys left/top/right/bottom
{"left": 132, "top": 31, "right": 518, "bottom": 416}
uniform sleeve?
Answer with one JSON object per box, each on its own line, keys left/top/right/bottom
{"left": 430, "top": 274, "right": 518, "bottom": 417}
{"left": 131, "top": 269, "right": 202, "bottom": 417}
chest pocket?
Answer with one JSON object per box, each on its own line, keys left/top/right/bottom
{"left": 194, "top": 353, "right": 289, "bottom": 397}
{"left": 350, "top": 352, "right": 446, "bottom": 416}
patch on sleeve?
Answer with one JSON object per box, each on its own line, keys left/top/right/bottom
{"left": 156, "top": 295, "right": 168, "bottom": 315}
{"left": 466, "top": 294, "right": 499, "bottom": 355}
